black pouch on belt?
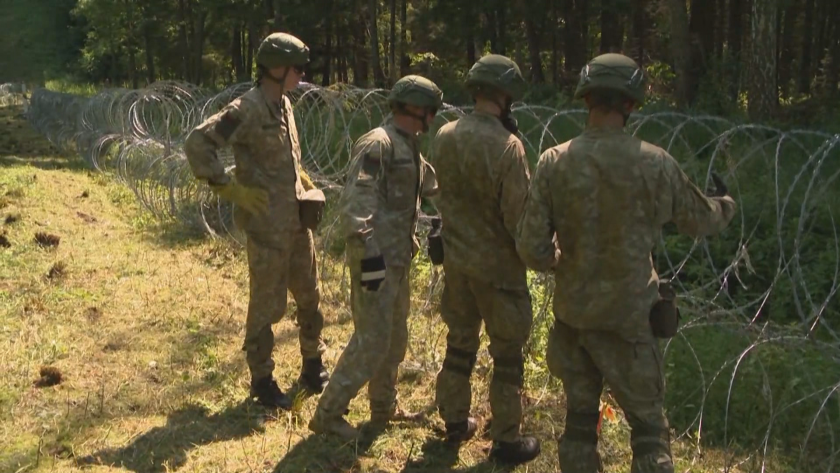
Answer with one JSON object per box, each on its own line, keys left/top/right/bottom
{"left": 427, "top": 217, "right": 444, "bottom": 265}
{"left": 649, "top": 278, "right": 680, "bottom": 338}
{"left": 298, "top": 189, "right": 326, "bottom": 231}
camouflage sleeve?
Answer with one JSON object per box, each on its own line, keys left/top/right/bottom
{"left": 500, "top": 139, "right": 531, "bottom": 239}
{"left": 516, "top": 150, "right": 557, "bottom": 272}
{"left": 184, "top": 99, "right": 251, "bottom": 185}
{"left": 420, "top": 157, "right": 439, "bottom": 198}
{"left": 661, "top": 153, "right": 737, "bottom": 237}
{"left": 341, "top": 137, "right": 389, "bottom": 243}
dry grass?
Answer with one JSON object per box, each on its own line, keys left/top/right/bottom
{"left": 0, "top": 103, "right": 800, "bottom": 473}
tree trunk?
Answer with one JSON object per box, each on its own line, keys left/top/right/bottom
{"left": 177, "top": 0, "right": 190, "bottom": 80}
{"left": 563, "top": 0, "right": 588, "bottom": 91}
{"left": 400, "top": 0, "right": 409, "bottom": 75}
{"left": 728, "top": 0, "right": 744, "bottom": 99}
{"left": 668, "top": 0, "right": 691, "bottom": 108}
{"left": 465, "top": 3, "right": 476, "bottom": 68}
{"left": 715, "top": 0, "right": 726, "bottom": 59}
{"left": 487, "top": 10, "right": 498, "bottom": 53}
{"left": 273, "top": 0, "right": 283, "bottom": 32}
{"left": 524, "top": 16, "right": 544, "bottom": 83}
{"left": 600, "top": 0, "right": 621, "bottom": 53}
{"left": 352, "top": 2, "right": 369, "bottom": 87}
{"left": 497, "top": 3, "right": 507, "bottom": 55}
{"left": 687, "top": 0, "right": 716, "bottom": 104}
{"left": 799, "top": 0, "right": 815, "bottom": 94}
{"left": 246, "top": 25, "right": 256, "bottom": 79}
{"left": 778, "top": 3, "right": 799, "bottom": 98}
{"left": 630, "top": 0, "right": 647, "bottom": 66}
{"left": 192, "top": 10, "right": 206, "bottom": 85}
{"left": 369, "top": 0, "right": 385, "bottom": 87}
{"left": 232, "top": 25, "right": 244, "bottom": 81}
{"left": 143, "top": 22, "right": 155, "bottom": 84}
{"left": 323, "top": 9, "right": 333, "bottom": 86}
{"left": 748, "top": 0, "right": 779, "bottom": 120}
{"left": 389, "top": 0, "right": 396, "bottom": 83}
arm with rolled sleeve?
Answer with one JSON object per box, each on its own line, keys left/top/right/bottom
{"left": 517, "top": 150, "right": 558, "bottom": 272}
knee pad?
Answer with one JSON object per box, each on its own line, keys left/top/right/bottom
{"left": 629, "top": 422, "right": 673, "bottom": 473}
{"left": 442, "top": 344, "right": 477, "bottom": 377}
{"left": 492, "top": 353, "right": 524, "bottom": 387}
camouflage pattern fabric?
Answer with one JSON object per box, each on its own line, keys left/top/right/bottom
{"left": 429, "top": 110, "right": 533, "bottom": 442}
{"left": 185, "top": 86, "right": 308, "bottom": 248}
{"left": 517, "top": 127, "right": 737, "bottom": 342}
{"left": 184, "top": 85, "right": 324, "bottom": 381}
{"left": 339, "top": 123, "right": 437, "bottom": 268}
{"left": 547, "top": 321, "right": 673, "bottom": 473}
{"left": 429, "top": 111, "right": 531, "bottom": 290}
{"left": 434, "top": 265, "right": 533, "bottom": 443}
{"left": 314, "top": 241, "right": 410, "bottom": 419}
{"left": 517, "top": 125, "right": 737, "bottom": 473}
{"left": 243, "top": 229, "right": 324, "bottom": 380}
{"left": 314, "top": 123, "right": 435, "bottom": 422}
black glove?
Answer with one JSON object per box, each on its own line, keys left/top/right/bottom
{"left": 707, "top": 172, "right": 728, "bottom": 197}
{"left": 427, "top": 217, "right": 444, "bottom": 265}
{"left": 360, "top": 238, "right": 386, "bottom": 291}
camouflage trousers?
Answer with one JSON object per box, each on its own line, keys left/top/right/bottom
{"left": 435, "top": 266, "right": 533, "bottom": 443}
{"left": 547, "top": 320, "right": 673, "bottom": 473}
{"left": 243, "top": 228, "right": 325, "bottom": 381}
{"left": 314, "top": 245, "right": 410, "bottom": 420}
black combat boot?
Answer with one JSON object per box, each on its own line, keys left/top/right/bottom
{"left": 250, "top": 376, "right": 293, "bottom": 410}
{"left": 299, "top": 356, "right": 329, "bottom": 394}
{"left": 445, "top": 417, "right": 478, "bottom": 443}
{"left": 490, "top": 436, "right": 541, "bottom": 464}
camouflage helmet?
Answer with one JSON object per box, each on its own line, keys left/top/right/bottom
{"left": 574, "top": 53, "right": 646, "bottom": 104}
{"left": 465, "top": 54, "right": 527, "bottom": 101}
{"left": 256, "top": 32, "right": 310, "bottom": 69}
{"left": 388, "top": 75, "right": 444, "bottom": 110}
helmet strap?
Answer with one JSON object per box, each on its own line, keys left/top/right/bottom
{"left": 498, "top": 96, "right": 519, "bottom": 135}
{"left": 258, "top": 66, "right": 289, "bottom": 94}
{"left": 395, "top": 103, "right": 431, "bottom": 133}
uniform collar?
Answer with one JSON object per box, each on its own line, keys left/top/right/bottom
{"left": 387, "top": 123, "right": 419, "bottom": 144}
{"left": 257, "top": 86, "right": 285, "bottom": 119}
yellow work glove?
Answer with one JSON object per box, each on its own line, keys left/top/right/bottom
{"left": 209, "top": 180, "right": 269, "bottom": 215}
{"left": 300, "top": 169, "right": 316, "bottom": 191}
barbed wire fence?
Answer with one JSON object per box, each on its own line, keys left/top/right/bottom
{"left": 10, "top": 80, "right": 840, "bottom": 471}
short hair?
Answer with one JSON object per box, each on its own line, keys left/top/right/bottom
{"left": 586, "top": 88, "right": 634, "bottom": 114}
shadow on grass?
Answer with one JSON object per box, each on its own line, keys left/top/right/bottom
{"left": 398, "top": 437, "right": 507, "bottom": 473}
{"left": 270, "top": 431, "right": 376, "bottom": 473}
{"left": 77, "top": 401, "right": 265, "bottom": 473}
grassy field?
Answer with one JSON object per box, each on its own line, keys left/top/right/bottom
{"left": 0, "top": 102, "right": 817, "bottom": 473}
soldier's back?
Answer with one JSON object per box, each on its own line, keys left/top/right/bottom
{"left": 546, "top": 127, "right": 670, "bottom": 340}
{"left": 432, "top": 112, "right": 530, "bottom": 289}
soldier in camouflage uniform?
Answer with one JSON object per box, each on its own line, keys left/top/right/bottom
{"left": 429, "top": 54, "right": 541, "bottom": 465}
{"left": 517, "top": 53, "right": 738, "bottom": 473}
{"left": 308, "top": 75, "right": 443, "bottom": 440}
{"left": 184, "top": 32, "right": 329, "bottom": 410}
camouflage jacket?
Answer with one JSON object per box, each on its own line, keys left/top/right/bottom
{"left": 184, "top": 86, "right": 307, "bottom": 247}
{"left": 340, "top": 123, "right": 438, "bottom": 267}
{"left": 430, "top": 111, "right": 531, "bottom": 289}
{"left": 517, "top": 127, "right": 737, "bottom": 341}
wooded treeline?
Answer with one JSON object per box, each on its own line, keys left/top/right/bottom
{"left": 3, "top": 0, "right": 840, "bottom": 120}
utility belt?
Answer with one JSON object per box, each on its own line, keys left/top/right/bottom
{"left": 650, "top": 278, "right": 681, "bottom": 338}
{"left": 298, "top": 189, "right": 325, "bottom": 231}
